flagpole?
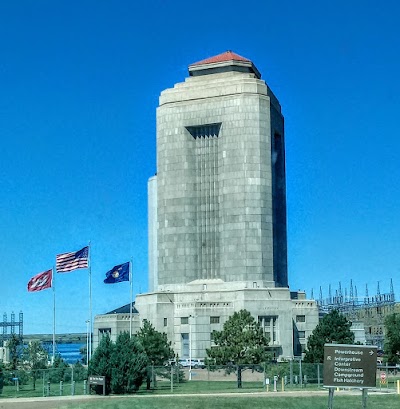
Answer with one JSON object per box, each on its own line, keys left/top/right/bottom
{"left": 52, "top": 267, "right": 56, "bottom": 364}
{"left": 88, "top": 241, "right": 92, "bottom": 361}
{"left": 130, "top": 259, "right": 133, "bottom": 338}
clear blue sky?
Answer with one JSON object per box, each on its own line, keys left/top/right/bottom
{"left": 1, "top": 1, "right": 399, "bottom": 335}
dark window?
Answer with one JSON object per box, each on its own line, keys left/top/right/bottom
{"left": 186, "top": 123, "right": 221, "bottom": 139}
{"left": 296, "top": 315, "right": 306, "bottom": 323}
{"left": 164, "top": 318, "right": 168, "bottom": 326}
{"left": 181, "top": 333, "right": 189, "bottom": 357}
{"left": 181, "top": 317, "right": 189, "bottom": 325}
{"left": 98, "top": 328, "right": 111, "bottom": 338}
{"left": 210, "top": 316, "right": 220, "bottom": 324}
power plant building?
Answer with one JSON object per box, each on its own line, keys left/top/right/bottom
{"left": 94, "top": 51, "right": 319, "bottom": 360}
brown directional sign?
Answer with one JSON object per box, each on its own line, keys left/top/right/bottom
{"left": 323, "top": 344, "right": 377, "bottom": 388}
{"left": 88, "top": 375, "right": 105, "bottom": 386}
{"left": 88, "top": 375, "right": 106, "bottom": 395}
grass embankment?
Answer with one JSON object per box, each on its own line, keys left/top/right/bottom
{"left": 2, "top": 379, "right": 400, "bottom": 409}
{"left": 56, "top": 394, "right": 400, "bottom": 409}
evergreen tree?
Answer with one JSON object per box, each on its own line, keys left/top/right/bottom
{"left": 6, "top": 334, "right": 21, "bottom": 370}
{"left": 136, "top": 320, "right": 175, "bottom": 389}
{"left": 88, "top": 335, "right": 114, "bottom": 394}
{"left": 384, "top": 313, "right": 400, "bottom": 364}
{"left": 89, "top": 333, "right": 148, "bottom": 394}
{"left": 304, "top": 309, "right": 355, "bottom": 363}
{"left": 206, "top": 309, "right": 270, "bottom": 388}
{"left": 110, "top": 332, "right": 147, "bottom": 394}
{"left": 136, "top": 320, "right": 174, "bottom": 366}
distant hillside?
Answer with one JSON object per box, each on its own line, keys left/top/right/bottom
{"left": 23, "top": 333, "right": 86, "bottom": 344}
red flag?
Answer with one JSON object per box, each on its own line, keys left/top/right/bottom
{"left": 27, "top": 269, "right": 52, "bottom": 292}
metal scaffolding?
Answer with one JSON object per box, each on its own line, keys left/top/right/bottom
{"left": 315, "top": 279, "right": 396, "bottom": 348}
{"left": 0, "top": 311, "right": 23, "bottom": 346}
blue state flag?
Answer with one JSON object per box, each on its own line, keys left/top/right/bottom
{"left": 104, "top": 262, "right": 130, "bottom": 284}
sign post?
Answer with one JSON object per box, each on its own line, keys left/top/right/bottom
{"left": 362, "top": 388, "right": 368, "bottom": 409}
{"left": 328, "top": 387, "right": 334, "bottom": 409}
{"left": 323, "top": 344, "right": 377, "bottom": 409}
{"left": 273, "top": 375, "right": 278, "bottom": 392}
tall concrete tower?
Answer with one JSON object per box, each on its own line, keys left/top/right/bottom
{"left": 96, "top": 52, "right": 319, "bottom": 360}
{"left": 151, "top": 51, "right": 288, "bottom": 291}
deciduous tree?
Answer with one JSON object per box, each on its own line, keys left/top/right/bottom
{"left": 79, "top": 345, "right": 87, "bottom": 364}
{"left": 72, "top": 361, "right": 87, "bottom": 382}
{"left": 206, "top": 309, "right": 270, "bottom": 388}
{"left": 384, "top": 313, "right": 400, "bottom": 364}
{"left": 0, "top": 361, "right": 4, "bottom": 395}
{"left": 49, "top": 355, "right": 69, "bottom": 383}
{"left": 23, "top": 341, "right": 48, "bottom": 390}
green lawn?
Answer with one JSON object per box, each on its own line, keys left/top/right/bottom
{"left": 1, "top": 378, "right": 399, "bottom": 398}
{"left": 0, "top": 380, "right": 86, "bottom": 399}
{"left": 139, "top": 378, "right": 399, "bottom": 395}
{"left": 0, "top": 378, "right": 318, "bottom": 399}
{"left": 1, "top": 380, "right": 400, "bottom": 409}
{"left": 138, "top": 380, "right": 266, "bottom": 394}
{"left": 53, "top": 394, "right": 400, "bottom": 409}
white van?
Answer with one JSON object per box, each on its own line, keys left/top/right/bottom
{"left": 178, "top": 358, "right": 190, "bottom": 367}
{"left": 178, "top": 358, "right": 205, "bottom": 368}
{"left": 191, "top": 359, "right": 205, "bottom": 368}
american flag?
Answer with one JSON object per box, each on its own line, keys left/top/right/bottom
{"left": 56, "top": 246, "right": 89, "bottom": 272}
{"left": 27, "top": 269, "right": 52, "bottom": 292}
